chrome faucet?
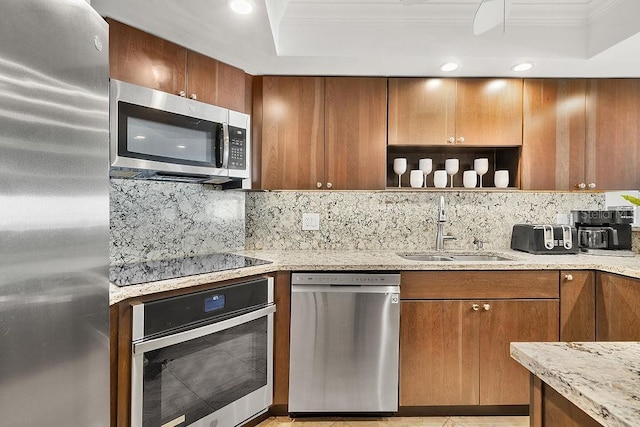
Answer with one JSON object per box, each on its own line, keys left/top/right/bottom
{"left": 436, "top": 195, "right": 456, "bottom": 251}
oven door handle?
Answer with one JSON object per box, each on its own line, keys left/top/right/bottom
{"left": 133, "top": 304, "right": 276, "bottom": 354}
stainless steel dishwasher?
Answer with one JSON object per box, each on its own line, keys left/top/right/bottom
{"left": 288, "top": 272, "right": 401, "bottom": 413}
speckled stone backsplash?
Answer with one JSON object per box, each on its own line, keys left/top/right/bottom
{"left": 245, "top": 191, "right": 605, "bottom": 251}
{"left": 110, "top": 179, "right": 245, "bottom": 264}
{"left": 633, "top": 229, "right": 640, "bottom": 254}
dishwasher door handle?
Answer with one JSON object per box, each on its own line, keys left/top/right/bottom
{"left": 291, "top": 284, "right": 400, "bottom": 294}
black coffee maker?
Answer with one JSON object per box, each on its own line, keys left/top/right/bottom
{"left": 571, "top": 210, "right": 634, "bottom": 255}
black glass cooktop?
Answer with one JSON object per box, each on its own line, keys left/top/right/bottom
{"left": 110, "top": 253, "right": 272, "bottom": 287}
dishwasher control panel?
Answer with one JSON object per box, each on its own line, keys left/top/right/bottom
{"left": 291, "top": 272, "right": 401, "bottom": 286}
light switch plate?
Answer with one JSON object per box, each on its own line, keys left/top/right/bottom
{"left": 302, "top": 213, "right": 320, "bottom": 231}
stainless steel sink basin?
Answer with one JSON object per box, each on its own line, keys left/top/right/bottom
{"left": 399, "top": 254, "right": 455, "bottom": 262}
{"left": 448, "top": 254, "right": 513, "bottom": 261}
{"left": 398, "top": 253, "right": 513, "bottom": 262}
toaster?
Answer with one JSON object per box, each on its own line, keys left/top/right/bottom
{"left": 510, "top": 224, "right": 579, "bottom": 254}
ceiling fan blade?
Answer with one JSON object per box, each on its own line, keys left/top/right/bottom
{"left": 473, "top": 0, "right": 512, "bottom": 35}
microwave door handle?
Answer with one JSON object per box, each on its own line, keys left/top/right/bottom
{"left": 222, "top": 122, "right": 230, "bottom": 169}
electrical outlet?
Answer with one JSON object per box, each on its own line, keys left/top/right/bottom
{"left": 302, "top": 213, "right": 320, "bottom": 231}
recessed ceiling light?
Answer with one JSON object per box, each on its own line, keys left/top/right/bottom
{"left": 441, "top": 62, "right": 459, "bottom": 72}
{"left": 512, "top": 62, "right": 534, "bottom": 72}
{"left": 228, "top": 0, "right": 255, "bottom": 15}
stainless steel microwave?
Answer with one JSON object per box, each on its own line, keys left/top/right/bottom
{"left": 109, "top": 79, "right": 250, "bottom": 186}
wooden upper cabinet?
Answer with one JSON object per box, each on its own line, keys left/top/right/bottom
{"left": 108, "top": 19, "right": 186, "bottom": 95}
{"left": 388, "top": 78, "right": 456, "bottom": 146}
{"left": 388, "top": 78, "right": 522, "bottom": 147}
{"left": 108, "top": 19, "right": 249, "bottom": 113}
{"left": 187, "top": 51, "right": 248, "bottom": 112}
{"left": 586, "top": 79, "right": 640, "bottom": 190}
{"left": 522, "top": 79, "right": 587, "bottom": 190}
{"left": 259, "top": 76, "right": 325, "bottom": 190}
{"left": 325, "top": 77, "right": 387, "bottom": 190}
{"left": 455, "top": 78, "right": 523, "bottom": 146}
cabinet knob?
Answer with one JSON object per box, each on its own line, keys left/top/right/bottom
{"left": 588, "top": 183, "right": 596, "bottom": 189}
{"left": 472, "top": 303, "right": 480, "bottom": 311}
{"left": 483, "top": 303, "right": 491, "bottom": 311}
{"left": 326, "top": 182, "right": 333, "bottom": 189}
{"left": 447, "top": 137, "right": 455, "bottom": 144}
{"left": 576, "top": 182, "right": 587, "bottom": 189}
{"left": 456, "top": 136, "right": 465, "bottom": 144}
{"left": 316, "top": 182, "right": 323, "bottom": 188}
{"left": 190, "top": 93, "right": 197, "bottom": 100}
{"left": 564, "top": 274, "right": 574, "bottom": 281}
{"left": 178, "top": 90, "right": 186, "bottom": 97}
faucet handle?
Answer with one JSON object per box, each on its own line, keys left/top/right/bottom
{"left": 473, "top": 237, "right": 488, "bottom": 250}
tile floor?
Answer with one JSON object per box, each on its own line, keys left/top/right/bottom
{"left": 258, "top": 416, "right": 529, "bottom": 427}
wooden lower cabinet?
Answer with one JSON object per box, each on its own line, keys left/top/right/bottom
{"left": 399, "top": 271, "right": 560, "bottom": 407}
{"left": 479, "top": 299, "right": 559, "bottom": 405}
{"left": 400, "top": 300, "right": 479, "bottom": 405}
{"left": 596, "top": 273, "right": 640, "bottom": 341}
{"left": 530, "top": 377, "right": 601, "bottom": 427}
{"left": 560, "top": 271, "right": 595, "bottom": 341}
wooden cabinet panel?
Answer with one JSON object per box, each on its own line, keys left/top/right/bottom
{"left": 273, "top": 271, "right": 291, "bottom": 409}
{"left": 325, "top": 77, "right": 387, "bottom": 190}
{"left": 479, "top": 299, "right": 559, "bottom": 405}
{"left": 400, "top": 300, "right": 479, "bottom": 406}
{"left": 213, "top": 60, "right": 248, "bottom": 112}
{"left": 541, "top": 381, "right": 602, "bottom": 427}
{"left": 596, "top": 273, "right": 640, "bottom": 341}
{"left": 586, "top": 79, "right": 640, "bottom": 190}
{"left": 388, "top": 78, "right": 456, "bottom": 146}
{"left": 455, "top": 79, "right": 523, "bottom": 146}
{"left": 185, "top": 50, "right": 217, "bottom": 104}
{"left": 400, "top": 271, "right": 559, "bottom": 300}
{"left": 108, "top": 19, "right": 186, "bottom": 95}
{"left": 560, "top": 271, "right": 595, "bottom": 341}
{"left": 522, "top": 79, "right": 587, "bottom": 190}
{"left": 260, "top": 76, "right": 325, "bottom": 190}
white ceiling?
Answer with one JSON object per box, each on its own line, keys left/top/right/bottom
{"left": 91, "top": 0, "right": 640, "bottom": 77}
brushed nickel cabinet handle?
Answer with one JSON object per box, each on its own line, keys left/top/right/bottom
{"left": 190, "top": 93, "right": 197, "bottom": 100}
{"left": 472, "top": 303, "right": 480, "bottom": 311}
{"left": 576, "top": 182, "right": 586, "bottom": 189}
{"left": 316, "top": 182, "right": 323, "bottom": 188}
{"left": 178, "top": 90, "right": 186, "bottom": 97}
{"left": 588, "top": 183, "right": 596, "bottom": 189}
{"left": 326, "top": 182, "right": 333, "bottom": 189}
{"left": 483, "top": 303, "right": 491, "bottom": 311}
{"left": 565, "top": 274, "right": 574, "bottom": 281}
{"left": 447, "top": 136, "right": 455, "bottom": 144}
{"left": 456, "top": 136, "right": 465, "bottom": 144}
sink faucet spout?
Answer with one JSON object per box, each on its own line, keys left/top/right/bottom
{"left": 436, "top": 195, "right": 455, "bottom": 251}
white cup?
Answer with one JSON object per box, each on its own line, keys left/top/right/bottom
{"left": 433, "top": 170, "right": 448, "bottom": 188}
{"left": 410, "top": 170, "right": 424, "bottom": 188}
{"left": 463, "top": 170, "right": 477, "bottom": 188}
{"left": 494, "top": 170, "right": 509, "bottom": 188}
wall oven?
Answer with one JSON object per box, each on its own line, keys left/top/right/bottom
{"left": 110, "top": 79, "right": 250, "bottom": 186}
{"left": 131, "top": 277, "right": 274, "bottom": 427}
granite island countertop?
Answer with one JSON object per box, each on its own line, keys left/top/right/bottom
{"left": 510, "top": 342, "right": 640, "bottom": 427}
{"left": 110, "top": 249, "right": 640, "bottom": 304}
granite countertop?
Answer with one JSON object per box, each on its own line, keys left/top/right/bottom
{"left": 511, "top": 342, "right": 640, "bottom": 427}
{"left": 109, "top": 249, "right": 640, "bottom": 305}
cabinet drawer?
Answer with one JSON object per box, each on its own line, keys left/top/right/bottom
{"left": 400, "top": 271, "right": 559, "bottom": 300}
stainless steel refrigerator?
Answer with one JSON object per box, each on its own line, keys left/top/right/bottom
{"left": 0, "top": 1, "right": 110, "bottom": 425}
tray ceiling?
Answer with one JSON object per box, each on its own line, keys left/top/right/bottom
{"left": 92, "top": 0, "right": 640, "bottom": 77}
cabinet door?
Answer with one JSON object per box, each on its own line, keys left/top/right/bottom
{"left": 260, "top": 76, "right": 325, "bottom": 190}
{"left": 187, "top": 51, "right": 247, "bottom": 112}
{"left": 479, "top": 299, "right": 559, "bottom": 405}
{"left": 388, "top": 78, "right": 456, "bottom": 146}
{"left": 522, "top": 79, "right": 587, "bottom": 190}
{"left": 586, "top": 79, "right": 640, "bottom": 190}
{"left": 455, "top": 79, "right": 523, "bottom": 146}
{"left": 325, "top": 77, "right": 387, "bottom": 190}
{"left": 560, "top": 271, "right": 595, "bottom": 341}
{"left": 108, "top": 19, "right": 186, "bottom": 95}
{"left": 597, "top": 273, "right": 640, "bottom": 340}
{"left": 400, "top": 301, "right": 479, "bottom": 406}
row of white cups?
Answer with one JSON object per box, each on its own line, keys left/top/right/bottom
{"left": 393, "top": 157, "right": 509, "bottom": 188}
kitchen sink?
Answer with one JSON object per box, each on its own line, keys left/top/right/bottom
{"left": 398, "top": 253, "right": 513, "bottom": 262}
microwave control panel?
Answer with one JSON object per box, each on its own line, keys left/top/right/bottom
{"left": 228, "top": 126, "right": 246, "bottom": 170}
